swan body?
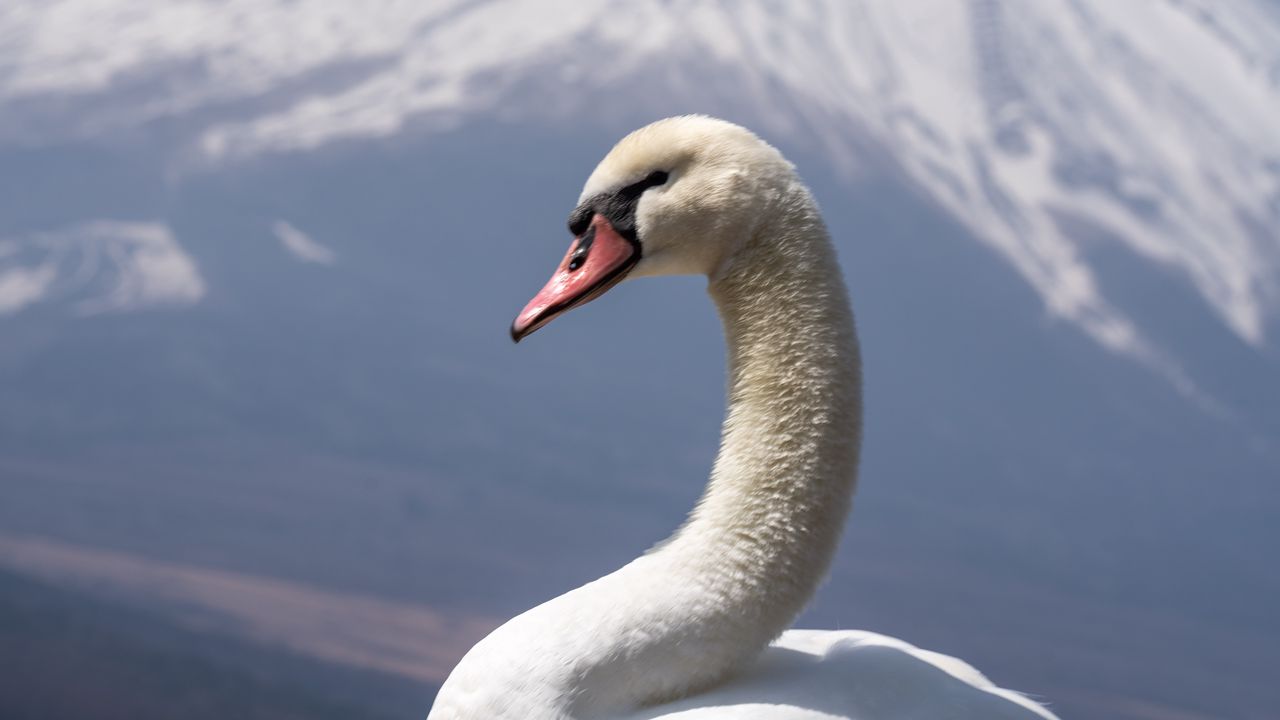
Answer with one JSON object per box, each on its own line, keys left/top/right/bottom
{"left": 624, "top": 630, "right": 1054, "bottom": 719}
{"left": 428, "top": 117, "right": 1058, "bottom": 720}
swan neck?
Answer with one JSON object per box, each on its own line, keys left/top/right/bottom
{"left": 702, "top": 199, "right": 861, "bottom": 575}
{"left": 657, "top": 191, "right": 863, "bottom": 671}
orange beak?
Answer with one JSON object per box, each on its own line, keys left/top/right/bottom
{"left": 511, "top": 214, "right": 640, "bottom": 342}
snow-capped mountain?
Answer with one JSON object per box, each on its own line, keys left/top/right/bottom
{"left": 3, "top": 0, "right": 1278, "bottom": 384}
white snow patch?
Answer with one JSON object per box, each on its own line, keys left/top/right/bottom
{"left": 0, "top": 221, "right": 205, "bottom": 316}
{"left": 273, "top": 221, "right": 335, "bottom": 265}
{"left": 0, "top": 262, "right": 57, "bottom": 315}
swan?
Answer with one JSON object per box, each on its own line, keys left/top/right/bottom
{"left": 428, "top": 116, "right": 1059, "bottom": 720}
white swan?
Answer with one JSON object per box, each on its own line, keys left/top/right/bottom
{"left": 428, "top": 116, "right": 1059, "bottom": 720}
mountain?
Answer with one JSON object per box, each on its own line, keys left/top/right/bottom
{"left": 0, "top": 2, "right": 1277, "bottom": 719}
{"left": 5, "top": 1, "right": 1279, "bottom": 371}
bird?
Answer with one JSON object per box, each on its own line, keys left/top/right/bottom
{"left": 428, "top": 116, "right": 1059, "bottom": 720}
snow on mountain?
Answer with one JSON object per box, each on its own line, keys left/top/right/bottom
{"left": 0, "top": 221, "right": 205, "bottom": 315}
{"left": 273, "top": 221, "right": 336, "bottom": 265}
{"left": 2, "top": 0, "right": 1277, "bottom": 379}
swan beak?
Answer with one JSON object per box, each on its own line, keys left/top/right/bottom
{"left": 511, "top": 214, "right": 640, "bottom": 342}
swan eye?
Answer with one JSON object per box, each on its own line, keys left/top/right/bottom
{"left": 564, "top": 170, "right": 668, "bottom": 240}
{"left": 618, "top": 171, "right": 670, "bottom": 198}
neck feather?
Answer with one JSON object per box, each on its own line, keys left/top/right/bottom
{"left": 601, "top": 188, "right": 863, "bottom": 709}
{"left": 671, "top": 187, "right": 861, "bottom": 633}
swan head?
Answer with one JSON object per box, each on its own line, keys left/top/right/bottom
{"left": 511, "top": 115, "right": 795, "bottom": 341}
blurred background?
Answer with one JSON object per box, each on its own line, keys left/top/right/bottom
{"left": 1, "top": 2, "right": 1278, "bottom": 719}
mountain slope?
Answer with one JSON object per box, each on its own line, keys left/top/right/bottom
{"left": 3, "top": 0, "right": 1278, "bottom": 376}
